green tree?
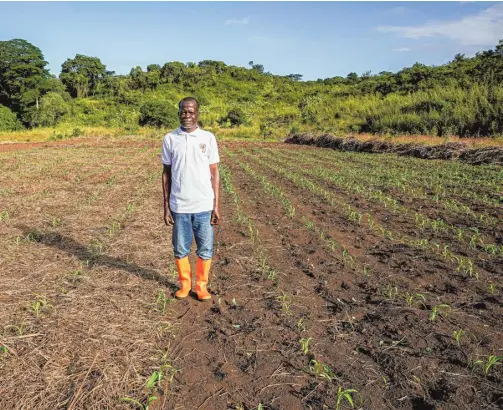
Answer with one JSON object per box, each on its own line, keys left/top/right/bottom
{"left": 198, "top": 60, "right": 227, "bottom": 74}
{"left": 161, "top": 61, "right": 186, "bottom": 83}
{"left": 249, "top": 61, "right": 265, "bottom": 73}
{"left": 60, "top": 54, "right": 108, "bottom": 98}
{"left": 0, "top": 39, "right": 50, "bottom": 121}
{"left": 146, "top": 64, "right": 161, "bottom": 91}
{"left": 346, "top": 72, "right": 359, "bottom": 83}
{"left": 129, "top": 66, "right": 148, "bottom": 91}
{"left": 31, "top": 92, "right": 69, "bottom": 127}
{"left": 286, "top": 74, "right": 303, "bottom": 81}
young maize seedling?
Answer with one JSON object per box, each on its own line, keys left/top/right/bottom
{"left": 469, "top": 231, "right": 481, "bottom": 250}
{"left": 402, "top": 292, "right": 425, "bottom": 308}
{"left": 5, "top": 321, "right": 26, "bottom": 336}
{"left": 286, "top": 204, "right": 296, "bottom": 219}
{"left": 145, "top": 370, "right": 163, "bottom": 391}
{"left": 382, "top": 286, "right": 399, "bottom": 300}
{"left": 277, "top": 293, "right": 293, "bottom": 315}
{"left": 155, "top": 290, "right": 172, "bottom": 314}
{"left": 121, "top": 392, "right": 158, "bottom": 410}
{"left": 51, "top": 216, "right": 62, "bottom": 227}
{"left": 452, "top": 329, "right": 465, "bottom": 346}
{"left": 258, "top": 251, "right": 270, "bottom": 276}
{"left": 299, "top": 337, "right": 312, "bottom": 355}
{"left": 309, "top": 359, "right": 337, "bottom": 381}
{"left": 473, "top": 355, "right": 503, "bottom": 375}
{"left": 126, "top": 202, "right": 136, "bottom": 213}
{"left": 335, "top": 386, "right": 359, "bottom": 410}
{"left": 168, "top": 261, "right": 177, "bottom": 280}
{"left": 297, "top": 318, "right": 306, "bottom": 332}
{"left": 25, "top": 230, "right": 42, "bottom": 243}
{"left": 107, "top": 221, "right": 121, "bottom": 237}
{"left": 29, "top": 294, "right": 53, "bottom": 316}
{"left": 429, "top": 304, "right": 451, "bottom": 321}
{"left": 267, "top": 269, "right": 277, "bottom": 282}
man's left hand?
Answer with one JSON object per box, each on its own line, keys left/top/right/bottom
{"left": 211, "top": 209, "right": 221, "bottom": 225}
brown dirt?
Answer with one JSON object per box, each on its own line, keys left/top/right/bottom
{"left": 0, "top": 139, "right": 501, "bottom": 410}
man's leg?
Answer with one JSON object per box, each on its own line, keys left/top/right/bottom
{"left": 192, "top": 211, "right": 213, "bottom": 301}
{"left": 172, "top": 212, "right": 194, "bottom": 299}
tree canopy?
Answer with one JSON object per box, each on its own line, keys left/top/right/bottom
{"left": 1, "top": 38, "right": 503, "bottom": 137}
{"left": 0, "top": 38, "right": 50, "bottom": 123}
{"left": 60, "top": 54, "right": 108, "bottom": 98}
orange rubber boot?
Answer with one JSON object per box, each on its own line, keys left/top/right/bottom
{"left": 174, "top": 257, "right": 192, "bottom": 299}
{"left": 195, "top": 257, "right": 212, "bottom": 301}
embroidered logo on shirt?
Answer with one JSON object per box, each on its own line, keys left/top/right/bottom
{"left": 199, "top": 143, "right": 207, "bottom": 153}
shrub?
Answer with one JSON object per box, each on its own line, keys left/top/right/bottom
{"left": 0, "top": 105, "right": 22, "bottom": 131}
{"left": 31, "top": 92, "right": 69, "bottom": 127}
{"left": 218, "top": 108, "right": 247, "bottom": 127}
{"left": 139, "top": 101, "right": 178, "bottom": 128}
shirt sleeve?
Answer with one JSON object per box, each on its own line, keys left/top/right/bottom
{"left": 161, "top": 134, "right": 171, "bottom": 165}
{"left": 208, "top": 133, "right": 220, "bottom": 164}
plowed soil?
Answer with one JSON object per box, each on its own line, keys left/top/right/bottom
{"left": 0, "top": 139, "right": 501, "bottom": 410}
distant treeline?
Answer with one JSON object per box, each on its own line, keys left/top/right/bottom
{"left": 1, "top": 38, "right": 503, "bottom": 137}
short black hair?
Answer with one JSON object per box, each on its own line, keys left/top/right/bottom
{"left": 178, "top": 97, "right": 199, "bottom": 112}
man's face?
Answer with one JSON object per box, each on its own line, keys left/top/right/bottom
{"left": 179, "top": 101, "right": 198, "bottom": 130}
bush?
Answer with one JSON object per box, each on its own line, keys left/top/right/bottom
{"left": 139, "top": 101, "right": 178, "bottom": 128}
{"left": 30, "top": 92, "right": 70, "bottom": 127}
{"left": 218, "top": 108, "right": 247, "bottom": 128}
{"left": 0, "top": 105, "right": 22, "bottom": 131}
{"left": 71, "top": 127, "right": 83, "bottom": 137}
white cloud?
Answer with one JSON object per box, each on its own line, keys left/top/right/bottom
{"left": 378, "top": 3, "right": 503, "bottom": 46}
{"left": 392, "top": 47, "right": 412, "bottom": 52}
{"left": 225, "top": 17, "right": 249, "bottom": 25}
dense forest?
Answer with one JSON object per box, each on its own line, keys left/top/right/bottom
{"left": 1, "top": 38, "right": 503, "bottom": 138}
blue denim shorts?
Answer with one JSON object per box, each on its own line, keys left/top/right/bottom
{"left": 172, "top": 211, "right": 213, "bottom": 260}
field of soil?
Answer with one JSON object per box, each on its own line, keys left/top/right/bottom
{"left": 0, "top": 138, "right": 501, "bottom": 410}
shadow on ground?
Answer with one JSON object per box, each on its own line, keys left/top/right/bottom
{"left": 17, "top": 225, "right": 177, "bottom": 292}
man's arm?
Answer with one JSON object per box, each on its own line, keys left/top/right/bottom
{"left": 210, "top": 163, "right": 220, "bottom": 225}
{"left": 162, "top": 164, "right": 174, "bottom": 226}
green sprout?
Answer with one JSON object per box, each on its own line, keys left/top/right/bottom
{"left": 336, "top": 386, "right": 358, "bottom": 410}
{"left": 299, "top": 337, "right": 312, "bottom": 355}
{"left": 473, "top": 355, "right": 503, "bottom": 375}
{"left": 429, "top": 304, "right": 451, "bottom": 321}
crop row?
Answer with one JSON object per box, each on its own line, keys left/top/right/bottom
{"left": 264, "top": 147, "right": 502, "bottom": 257}
{"left": 298, "top": 147, "right": 502, "bottom": 216}
{"left": 220, "top": 158, "right": 362, "bottom": 409}
{"left": 224, "top": 148, "right": 359, "bottom": 271}
{"left": 240, "top": 148, "right": 481, "bottom": 281}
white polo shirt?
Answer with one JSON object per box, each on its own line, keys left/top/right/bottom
{"left": 161, "top": 127, "right": 220, "bottom": 213}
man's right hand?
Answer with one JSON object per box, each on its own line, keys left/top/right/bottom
{"left": 164, "top": 209, "right": 174, "bottom": 226}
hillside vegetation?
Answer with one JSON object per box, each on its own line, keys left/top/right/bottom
{"left": 1, "top": 38, "right": 503, "bottom": 139}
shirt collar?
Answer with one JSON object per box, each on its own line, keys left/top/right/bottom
{"left": 176, "top": 126, "right": 200, "bottom": 137}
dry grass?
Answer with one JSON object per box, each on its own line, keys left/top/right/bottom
{"left": 0, "top": 126, "right": 170, "bottom": 144}
{"left": 347, "top": 132, "right": 503, "bottom": 148}
{"left": 0, "top": 141, "right": 180, "bottom": 409}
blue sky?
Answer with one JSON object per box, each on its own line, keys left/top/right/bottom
{"left": 1, "top": 1, "right": 502, "bottom": 81}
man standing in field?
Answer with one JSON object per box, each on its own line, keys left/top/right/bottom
{"left": 161, "top": 97, "right": 220, "bottom": 301}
